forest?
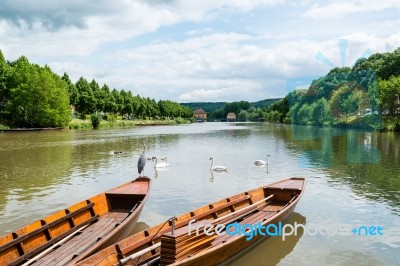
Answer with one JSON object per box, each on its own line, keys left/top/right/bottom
{"left": 0, "top": 50, "right": 192, "bottom": 128}
{"left": 262, "top": 47, "right": 400, "bottom": 131}
{"left": 182, "top": 99, "right": 280, "bottom": 122}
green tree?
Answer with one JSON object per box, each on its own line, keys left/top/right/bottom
{"left": 297, "top": 103, "right": 312, "bottom": 125}
{"left": 379, "top": 76, "right": 400, "bottom": 115}
{"left": 75, "top": 77, "right": 96, "bottom": 115}
{"left": 223, "top": 101, "right": 250, "bottom": 116}
{"left": 0, "top": 50, "right": 10, "bottom": 114}
{"left": 121, "top": 90, "right": 133, "bottom": 117}
{"left": 91, "top": 112, "right": 102, "bottom": 129}
{"left": 112, "top": 89, "right": 123, "bottom": 114}
{"left": 328, "top": 84, "right": 350, "bottom": 122}
{"left": 310, "top": 98, "right": 332, "bottom": 126}
{"left": 7, "top": 56, "right": 70, "bottom": 127}
{"left": 238, "top": 109, "right": 249, "bottom": 121}
{"left": 90, "top": 79, "right": 104, "bottom": 112}
{"left": 61, "top": 73, "right": 79, "bottom": 107}
{"left": 101, "top": 84, "right": 115, "bottom": 114}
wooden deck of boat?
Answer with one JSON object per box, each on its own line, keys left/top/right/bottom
{"left": 160, "top": 203, "right": 281, "bottom": 265}
{"left": 29, "top": 210, "right": 130, "bottom": 266}
{"left": 267, "top": 178, "right": 304, "bottom": 190}
{"left": 75, "top": 178, "right": 305, "bottom": 266}
{"left": 211, "top": 207, "right": 278, "bottom": 246}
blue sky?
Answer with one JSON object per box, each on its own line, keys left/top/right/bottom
{"left": 0, "top": 0, "right": 399, "bottom": 102}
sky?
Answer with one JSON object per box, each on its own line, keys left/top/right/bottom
{"left": 0, "top": 0, "right": 399, "bottom": 103}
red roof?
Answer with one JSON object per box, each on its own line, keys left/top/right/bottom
{"left": 194, "top": 108, "right": 206, "bottom": 114}
{"left": 227, "top": 112, "right": 236, "bottom": 118}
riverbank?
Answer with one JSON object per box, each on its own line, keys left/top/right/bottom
{"left": 382, "top": 115, "right": 400, "bottom": 131}
{"left": 0, "top": 123, "right": 9, "bottom": 130}
{"left": 265, "top": 115, "right": 400, "bottom": 132}
{"left": 68, "top": 117, "right": 192, "bottom": 130}
{"left": 0, "top": 118, "right": 193, "bottom": 131}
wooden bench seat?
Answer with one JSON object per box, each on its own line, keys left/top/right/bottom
{"left": 29, "top": 211, "right": 129, "bottom": 266}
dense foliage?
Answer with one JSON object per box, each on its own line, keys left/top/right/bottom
{"left": 182, "top": 99, "right": 280, "bottom": 121}
{"left": 263, "top": 47, "right": 400, "bottom": 130}
{"left": 0, "top": 50, "right": 192, "bottom": 128}
{"left": 252, "top": 98, "right": 281, "bottom": 108}
{"left": 1, "top": 55, "right": 70, "bottom": 127}
{"left": 183, "top": 48, "right": 399, "bottom": 130}
{"left": 181, "top": 102, "right": 226, "bottom": 113}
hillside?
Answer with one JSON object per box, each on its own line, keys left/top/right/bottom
{"left": 263, "top": 47, "right": 400, "bottom": 131}
{"left": 180, "top": 102, "right": 226, "bottom": 113}
{"left": 181, "top": 98, "right": 280, "bottom": 112}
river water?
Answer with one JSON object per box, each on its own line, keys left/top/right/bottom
{"left": 0, "top": 123, "right": 399, "bottom": 265}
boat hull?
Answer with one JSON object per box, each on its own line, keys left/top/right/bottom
{"left": 0, "top": 176, "right": 151, "bottom": 266}
{"left": 174, "top": 201, "right": 299, "bottom": 266}
{"left": 76, "top": 177, "right": 305, "bottom": 266}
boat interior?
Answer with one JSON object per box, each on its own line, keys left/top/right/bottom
{"left": 0, "top": 180, "right": 149, "bottom": 266}
{"left": 105, "top": 178, "right": 304, "bottom": 266}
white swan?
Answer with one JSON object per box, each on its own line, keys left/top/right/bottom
{"left": 152, "top": 156, "right": 170, "bottom": 168}
{"left": 210, "top": 157, "right": 227, "bottom": 171}
{"left": 253, "top": 155, "right": 270, "bottom": 166}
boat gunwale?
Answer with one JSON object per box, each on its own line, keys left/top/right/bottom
{"left": 169, "top": 177, "right": 306, "bottom": 265}
{"left": 72, "top": 176, "right": 152, "bottom": 264}
{"left": 76, "top": 177, "right": 305, "bottom": 266}
{"left": 0, "top": 176, "right": 151, "bottom": 266}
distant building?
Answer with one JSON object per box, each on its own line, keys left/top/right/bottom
{"left": 193, "top": 108, "right": 207, "bottom": 122}
{"left": 227, "top": 112, "right": 236, "bottom": 122}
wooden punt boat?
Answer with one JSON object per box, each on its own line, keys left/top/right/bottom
{"left": 76, "top": 177, "right": 305, "bottom": 266}
{"left": 0, "top": 176, "right": 151, "bottom": 266}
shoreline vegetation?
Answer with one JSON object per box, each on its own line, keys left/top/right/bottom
{"left": 184, "top": 47, "right": 400, "bottom": 132}
{"left": 0, "top": 50, "right": 193, "bottom": 131}
{"left": 68, "top": 117, "right": 192, "bottom": 130}
{"left": 1, "top": 47, "right": 400, "bottom": 132}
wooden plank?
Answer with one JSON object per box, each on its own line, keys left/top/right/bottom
{"left": 32, "top": 220, "right": 116, "bottom": 266}
{"left": 31, "top": 211, "right": 129, "bottom": 266}
{"left": 0, "top": 202, "right": 94, "bottom": 254}
{"left": 20, "top": 224, "right": 91, "bottom": 266}
{"left": 0, "top": 234, "right": 20, "bottom": 265}
{"left": 212, "top": 210, "right": 277, "bottom": 246}
{"left": 161, "top": 206, "right": 278, "bottom": 263}
{"left": 106, "top": 181, "right": 149, "bottom": 195}
{"left": 6, "top": 215, "right": 99, "bottom": 266}
{"left": 266, "top": 178, "right": 304, "bottom": 190}
{"left": 120, "top": 195, "right": 250, "bottom": 255}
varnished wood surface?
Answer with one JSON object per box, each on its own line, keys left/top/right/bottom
{"left": 0, "top": 176, "right": 151, "bottom": 266}
{"left": 76, "top": 177, "right": 305, "bottom": 266}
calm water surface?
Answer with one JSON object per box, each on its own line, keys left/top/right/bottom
{"left": 0, "top": 123, "right": 399, "bottom": 265}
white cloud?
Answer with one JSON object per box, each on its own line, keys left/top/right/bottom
{"left": 179, "top": 89, "right": 225, "bottom": 101}
{"left": 44, "top": 31, "right": 400, "bottom": 102}
{"left": 0, "top": 0, "right": 399, "bottom": 103}
{"left": 303, "top": 0, "right": 400, "bottom": 20}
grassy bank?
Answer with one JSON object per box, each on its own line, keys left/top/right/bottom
{"left": 68, "top": 117, "right": 192, "bottom": 130}
{"left": 382, "top": 116, "right": 400, "bottom": 131}
{"left": 0, "top": 123, "right": 10, "bottom": 130}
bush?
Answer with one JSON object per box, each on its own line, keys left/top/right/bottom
{"left": 382, "top": 116, "right": 400, "bottom": 131}
{"left": 284, "top": 117, "right": 291, "bottom": 124}
{"left": 0, "top": 123, "right": 10, "bottom": 130}
{"left": 68, "top": 119, "right": 92, "bottom": 129}
{"left": 91, "top": 113, "right": 102, "bottom": 129}
{"left": 175, "top": 117, "right": 188, "bottom": 124}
